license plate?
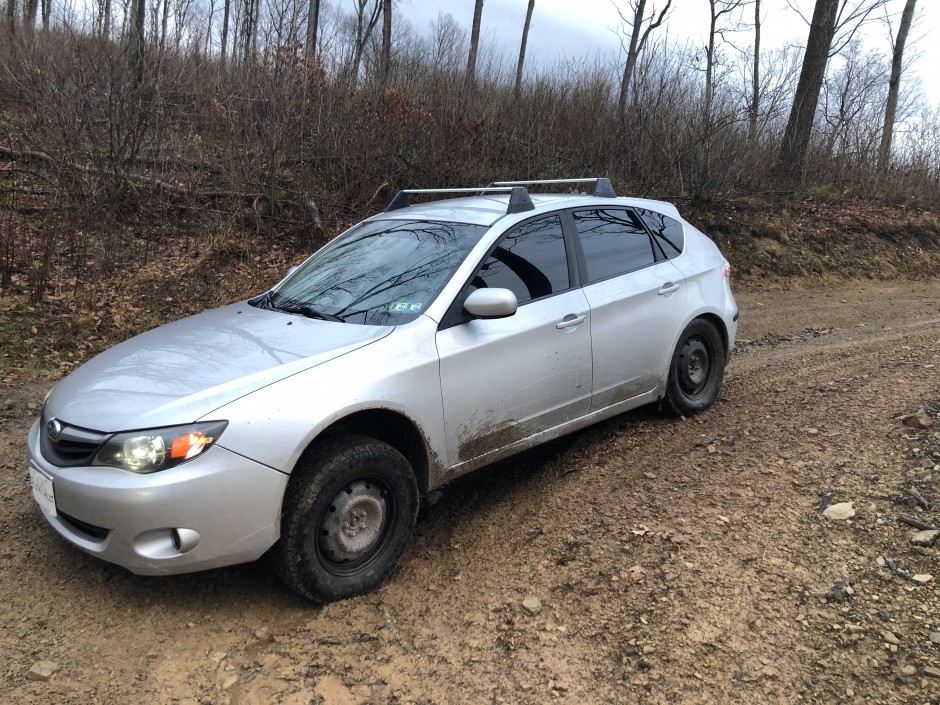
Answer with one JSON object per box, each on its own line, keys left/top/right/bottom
{"left": 29, "top": 467, "right": 57, "bottom": 518}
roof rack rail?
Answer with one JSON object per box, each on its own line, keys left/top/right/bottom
{"left": 491, "top": 178, "right": 617, "bottom": 198}
{"left": 385, "top": 186, "right": 535, "bottom": 215}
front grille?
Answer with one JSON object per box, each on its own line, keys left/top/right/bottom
{"left": 40, "top": 414, "right": 110, "bottom": 467}
{"left": 58, "top": 511, "right": 110, "bottom": 541}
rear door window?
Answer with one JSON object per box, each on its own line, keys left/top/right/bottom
{"left": 572, "top": 208, "right": 656, "bottom": 282}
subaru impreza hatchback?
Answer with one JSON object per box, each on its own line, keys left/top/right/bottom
{"left": 27, "top": 178, "right": 738, "bottom": 601}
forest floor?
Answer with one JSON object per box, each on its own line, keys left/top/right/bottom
{"left": 1, "top": 276, "right": 939, "bottom": 704}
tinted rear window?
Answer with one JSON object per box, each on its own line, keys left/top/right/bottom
{"left": 636, "top": 207, "right": 685, "bottom": 258}
{"left": 573, "top": 208, "right": 655, "bottom": 282}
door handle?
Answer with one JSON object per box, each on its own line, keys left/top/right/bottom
{"left": 658, "top": 282, "right": 681, "bottom": 295}
{"left": 556, "top": 314, "right": 586, "bottom": 329}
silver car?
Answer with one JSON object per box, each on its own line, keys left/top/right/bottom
{"left": 27, "top": 178, "right": 738, "bottom": 601}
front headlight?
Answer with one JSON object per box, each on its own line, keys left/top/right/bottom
{"left": 93, "top": 421, "right": 228, "bottom": 473}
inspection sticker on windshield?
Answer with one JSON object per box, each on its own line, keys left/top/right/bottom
{"left": 29, "top": 466, "right": 57, "bottom": 517}
{"left": 389, "top": 302, "right": 422, "bottom": 313}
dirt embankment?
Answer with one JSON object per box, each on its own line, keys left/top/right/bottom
{"left": 1, "top": 279, "right": 939, "bottom": 705}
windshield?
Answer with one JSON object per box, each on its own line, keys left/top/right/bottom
{"left": 257, "top": 219, "right": 488, "bottom": 325}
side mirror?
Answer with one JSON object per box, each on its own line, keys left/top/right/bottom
{"left": 463, "top": 288, "right": 517, "bottom": 319}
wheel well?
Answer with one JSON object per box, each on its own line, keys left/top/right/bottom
{"left": 315, "top": 410, "right": 430, "bottom": 493}
{"left": 696, "top": 313, "right": 730, "bottom": 361}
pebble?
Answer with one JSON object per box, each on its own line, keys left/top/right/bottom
{"left": 924, "top": 666, "right": 940, "bottom": 680}
{"left": 929, "top": 631, "right": 940, "bottom": 645}
{"left": 901, "top": 665, "right": 916, "bottom": 676}
{"left": 882, "top": 631, "right": 901, "bottom": 646}
{"left": 644, "top": 472, "right": 657, "bottom": 479}
{"left": 911, "top": 529, "right": 939, "bottom": 547}
{"left": 823, "top": 502, "right": 855, "bottom": 520}
{"left": 221, "top": 675, "right": 238, "bottom": 691}
{"left": 26, "top": 661, "right": 59, "bottom": 682}
{"left": 902, "top": 413, "right": 934, "bottom": 429}
{"left": 912, "top": 574, "right": 933, "bottom": 584}
{"left": 521, "top": 596, "right": 542, "bottom": 616}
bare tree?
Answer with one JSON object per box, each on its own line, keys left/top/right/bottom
{"left": 350, "top": 0, "right": 382, "bottom": 88}
{"left": 878, "top": 0, "right": 916, "bottom": 170}
{"left": 40, "top": 0, "right": 49, "bottom": 30}
{"left": 381, "top": 0, "right": 391, "bottom": 82}
{"left": 24, "top": 0, "right": 37, "bottom": 31}
{"left": 703, "top": 0, "right": 750, "bottom": 122}
{"left": 128, "top": 0, "right": 146, "bottom": 84}
{"left": 467, "top": 0, "right": 484, "bottom": 86}
{"left": 6, "top": 0, "right": 16, "bottom": 35}
{"left": 513, "top": 0, "right": 535, "bottom": 99}
{"left": 749, "top": 0, "right": 760, "bottom": 142}
{"left": 221, "top": 0, "right": 231, "bottom": 65}
{"left": 615, "top": 0, "right": 672, "bottom": 120}
{"left": 775, "top": 0, "right": 839, "bottom": 180}
{"left": 775, "top": 0, "right": 890, "bottom": 180}
{"left": 306, "top": 0, "right": 321, "bottom": 59}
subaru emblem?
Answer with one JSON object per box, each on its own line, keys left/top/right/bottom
{"left": 47, "top": 418, "right": 62, "bottom": 440}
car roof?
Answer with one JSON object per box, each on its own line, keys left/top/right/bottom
{"left": 373, "top": 193, "right": 682, "bottom": 227}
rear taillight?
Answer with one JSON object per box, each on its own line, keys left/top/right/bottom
{"left": 722, "top": 263, "right": 731, "bottom": 282}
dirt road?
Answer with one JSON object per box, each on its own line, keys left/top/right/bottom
{"left": 2, "top": 279, "right": 939, "bottom": 705}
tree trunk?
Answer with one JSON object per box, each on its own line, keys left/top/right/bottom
{"left": 128, "top": 0, "right": 146, "bottom": 85}
{"left": 305, "top": 0, "right": 320, "bottom": 60}
{"left": 220, "top": 0, "right": 230, "bottom": 66}
{"left": 616, "top": 0, "right": 671, "bottom": 120}
{"left": 24, "top": 0, "right": 38, "bottom": 32}
{"left": 877, "top": 0, "right": 916, "bottom": 171}
{"left": 467, "top": 0, "right": 484, "bottom": 87}
{"left": 775, "top": 0, "right": 839, "bottom": 182}
{"left": 617, "top": 0, "right": 646, "bottom": 120}
{"left": 381, "top": 0, "right": 392, "bottom": 83}
{"left": 513, "top": 0, "right": 535, "bottom": 99}
{"left": 351, "top": 0, "right": 382, "bottom": 89}
{"left": 749, "top": 0, "right": 760, "bottom": 143}
{"left": 40, "top": 0, "right": 49, "bottom": 30}
{"left": 6, "top": 0, "right": 16, "bottom": 36}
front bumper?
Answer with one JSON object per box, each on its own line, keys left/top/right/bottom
{"left": 27, "top": 420, "right": 288, "bottom": 575}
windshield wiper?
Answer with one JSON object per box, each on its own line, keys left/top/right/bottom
{"left": 249, "top": 291, "right": 277, "bottom": 310}
{"left": 250, "top": 292, "right": 345, "bottom": 322}
{"left": 277, "top": 301, "right": 346, "bottom": 323}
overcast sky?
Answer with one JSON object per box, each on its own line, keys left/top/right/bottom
{"left": 398, "top": 0, "right": 937, "bottom": 105}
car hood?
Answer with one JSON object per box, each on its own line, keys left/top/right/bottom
{"left": 45, "top": 302, "right": 392, "bottom": 431}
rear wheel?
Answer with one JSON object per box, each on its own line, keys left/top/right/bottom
{"left": 274, "top": 435, "right": 418, "bottom": 602}
{"left": 663, "top": 319, "right": 726, "bottom": 416}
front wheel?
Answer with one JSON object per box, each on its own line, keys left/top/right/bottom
{"left": 663, "top": 319, "right": 726, "bottom": 416}
{"left": 274, "top": 435, "right": 419, "bottom": 602}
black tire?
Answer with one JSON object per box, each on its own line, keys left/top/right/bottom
{"left": 274, "top": 434, "right": 418, "bottom": 602}
{"left": 663, "top": 319, "right": 726, "bottom": 417}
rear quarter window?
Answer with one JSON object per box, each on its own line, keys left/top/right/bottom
{"left": 636, "top": 208, "right": 685, "bottom": 259}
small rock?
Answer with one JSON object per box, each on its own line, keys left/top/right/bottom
{"left": 521, "top": 596, "right": 542, "bottom": 616}
{"left": 929, "top": 631, "right": 940, "bottom": 645}
{"left": 924, "top": 666, "right": 940, "bottom": 680}
{"left": 221, "top": 675, "right": 238, "bottom": 691}
{"left": 912, "top": 573, "right": 932, "bottom": 584}
{"left": 911, "top": 529, "right": 939, "bottom": 547}
{"left": 882, "top": 631, "right": 901, "bottom": 646}
{"left": 643, "top": 472, "right": 657, "bottom": 479}
{"left": 706, "top": 444, "right": 717, "bottom": 454}
{"left": 901, "top": 665, "right": 916, "bottom": 676}
{"left": 902, "top": 413, "right": 934, "bottom": 429}
{"left": 26, "top": 661, "right": 59, "bottom": 682}
{"left": 823, "top": 502, "right": 855, "bottom": 520}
